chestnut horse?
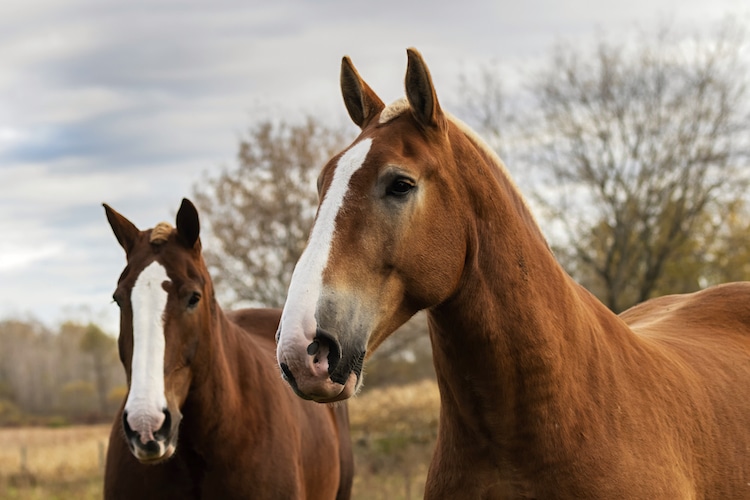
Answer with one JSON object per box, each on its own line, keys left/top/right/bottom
{"left": 103, "top": 198, "right": 353, "bottom": 500}
{"left": 276, "top": 48, "right": 750, "bottom": 498}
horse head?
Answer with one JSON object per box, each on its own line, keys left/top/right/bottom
{"left": 104, "top": 198, "right": 210, "bottom": 463}
{"left": 276, "top": 49, "right": 476, "bottom": 402}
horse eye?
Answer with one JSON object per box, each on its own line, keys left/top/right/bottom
{"left": 187, "top": 291, "right": 201, "bottom": 308}
{"left": 112, "top": 294, "right": 120, "bottom": 307}
{"left": 386, "top": 178, "right": 415, "bottom": 197}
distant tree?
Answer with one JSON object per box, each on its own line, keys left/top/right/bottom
{"left": 193, "top": 116, "right": 350, "bottom": 308}
{"left": 0, "top": 319, "right": 55, "bottom": 414}
{"left": 457, "top": 63, "right": 511, "bottom": 156}
{"left": 0, "top": 318, "right": 122, "bottom": 423}
{"left": 688, "top": 199, "right": 750, "bottom": 286}
{"left": 59, "top": 380, "right": 97, "bottom": 417}
{"left": 461, "top": 21, "right": 750, "bottom": 312}
{"left": 80, "top": 323, "right": 117, "bottom": 415}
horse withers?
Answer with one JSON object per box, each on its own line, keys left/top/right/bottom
{"left": 275, "top": 48, "right": 750, "bottom": 498}
{"left": 103, "top": 198, "right": 353, "bottom": 500}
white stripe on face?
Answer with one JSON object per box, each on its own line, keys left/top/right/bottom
{"left": 125, "top": 260, "right": 169, "bottom": 440}
{"left": 278, "top": 138, "right": 373, "bottom": 352}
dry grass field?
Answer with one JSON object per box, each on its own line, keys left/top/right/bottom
{"left": 0, "top": 380, "right": 439, "bottom": 500}
{"left": 0, "top": 424, "right": 109, "bottom": 499}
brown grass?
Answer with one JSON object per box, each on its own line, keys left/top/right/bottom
{"left": 0, "top": 381, "right": 440, "bottom": 500}
{"left": 0, "top": 424, "right": 109, "bottom": 500}
{"left": 348, "top": 379, "right": 439, "bottom": 500}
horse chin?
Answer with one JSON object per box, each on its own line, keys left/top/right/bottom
{"left": 306, "top": 371, "right": 360, "bottom": 404}
{"left": 128, "top": 437, "right": 178, "bottom": 465}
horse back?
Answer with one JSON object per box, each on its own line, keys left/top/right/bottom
{"left": 622, "top": 282, "right": 750, "bottom": 342}
{"left": 226, "top": 307, "right": 281, "bottom": 341}
{"left": 619, "top": 282, "right": 750, "bottom": 495}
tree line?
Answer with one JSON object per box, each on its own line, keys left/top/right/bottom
{"left": 0, "top": 319, "right": 123, "bottom": 425}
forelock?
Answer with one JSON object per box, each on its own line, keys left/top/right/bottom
{"left": 150, "top": 222, "right": 174, "bottom": 245}
{"left": 379, "top": 98, "right": 410, "bottom": 124}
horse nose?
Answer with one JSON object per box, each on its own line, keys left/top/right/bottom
{"left": 312, "top": 328, "right": 341, "bottom": 376}
{"left": 123, "top": 408, "right": 171, "bottom": 446}
{"left": 278, "top": 331, "right": 362, "bottom": 402}
{"left": 279, "top": 338, "right": 339, "bottom": 400}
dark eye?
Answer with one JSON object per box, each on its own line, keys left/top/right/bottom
{"left": 386, "top": 177, "right": 415, "bottom": 197}
{"left": 187, "top": 291, "right": 201, "bottom": 309}
{"left": 112, "top": 291, "right": 123, "bottom": 307}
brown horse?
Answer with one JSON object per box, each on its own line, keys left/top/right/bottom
{"left": 275, "top": 48, "right": 750, "bottom": 498}
{"left": 103, "top": 198, "right": 353, "bottom": 500}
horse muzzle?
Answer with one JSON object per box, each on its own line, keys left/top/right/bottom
{"left": 122, "top": 408, "right": 179, "bottom": 463}
{"left": 278, "top": 328, "right": 364, "bottom": 403}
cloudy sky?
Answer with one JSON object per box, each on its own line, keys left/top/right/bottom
{"left": 1, "top": 0, "right": 747, "bottom": 335}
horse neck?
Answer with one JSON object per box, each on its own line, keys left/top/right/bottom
{"left": 428, "top": 136, "right": 638, "bottom": 456}
{"left": 184, "top": 302, "right": 271, "bottom": 444}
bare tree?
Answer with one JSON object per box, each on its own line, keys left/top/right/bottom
{"left": 456, "top": 64, "right": 510, "bottom": 156}
{"left": 80, "top": 323, "right": 117, "bottom": 415}
{"left": 478, "top": 22, "right": 750, "bottom": 312}
{"left": 0, "top": 318, "right": 122, "bottom": 422}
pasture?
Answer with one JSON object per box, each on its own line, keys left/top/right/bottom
{"left": 0, "top": 380, "right": 439, "bottom": 500}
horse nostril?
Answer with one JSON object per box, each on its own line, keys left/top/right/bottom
{"left": 122, "top": 410, "right": 135, "bottom": 439}
{"left": 280, "top": 362, "right": 296, "bottom": 383}
{"left": 307, "top": 341, "right": 319, "bottom": 355}
{"left": 154, "top": 409, "right": 171, "bottom": 441}
{"left": 314, "top": 329, "right": 341, "bottom": 375}
{"left": 143, "top": 440, "right": 161, "bottom": 453}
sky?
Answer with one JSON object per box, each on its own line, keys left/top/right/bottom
{"left": 1, "top": 0, "right": 747, "bottom": 335}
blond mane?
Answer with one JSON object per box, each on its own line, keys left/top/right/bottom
{"left": 150, "top": 222, "right": 174, "bottom": 244}
{"left": 378, "top": 98, "right": 411, "bottom": 124}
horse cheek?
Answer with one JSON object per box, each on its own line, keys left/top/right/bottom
{"left": 165, "top": 367, "right": 192, "bottom": 417}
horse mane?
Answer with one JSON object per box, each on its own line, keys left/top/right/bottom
{"left": 379, "top": 98, "right": 548, "bottom": 247}
{"left": 379, "top": 98, "right": 411, "bottom": 124}
{"left": 150, "top": 222, "right": 174, "bottom": 245}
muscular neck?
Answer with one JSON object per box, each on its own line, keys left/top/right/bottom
{"left": 184, "top": 306, "right": 268, "bottom": 456}
{"left": 427, "top": 147, "right": 641, "bottom": 481}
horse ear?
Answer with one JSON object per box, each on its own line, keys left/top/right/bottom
{"left": 405, "top": 48, "right": 445, "bottom": 130}
{"left": 176, "top": 198, "right": 201, "bottom": 250}
{"left": 103, "top": 203, "right": 140, "bottom": 255}
{"left": 341, "top": 56, "right": 385, "bottom": 129}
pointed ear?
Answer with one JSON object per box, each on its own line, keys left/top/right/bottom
{"left": 405, "top": 48, "right": 445, "bottom": 130}
{"left": 341, "top": 55, "right": 385, "bottom": 129}
{"left": 176, "top": 198, "right": 201, "bottom": 250}
{"left": 103, "top": 203, "right": 140, "bottom": 255}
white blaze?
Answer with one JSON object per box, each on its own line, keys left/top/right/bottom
{"left": 124, "top": 261, "right": 169, "bottom": 440}
{"left": 277, "top": 138, "right": 373, "bottom": 354}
